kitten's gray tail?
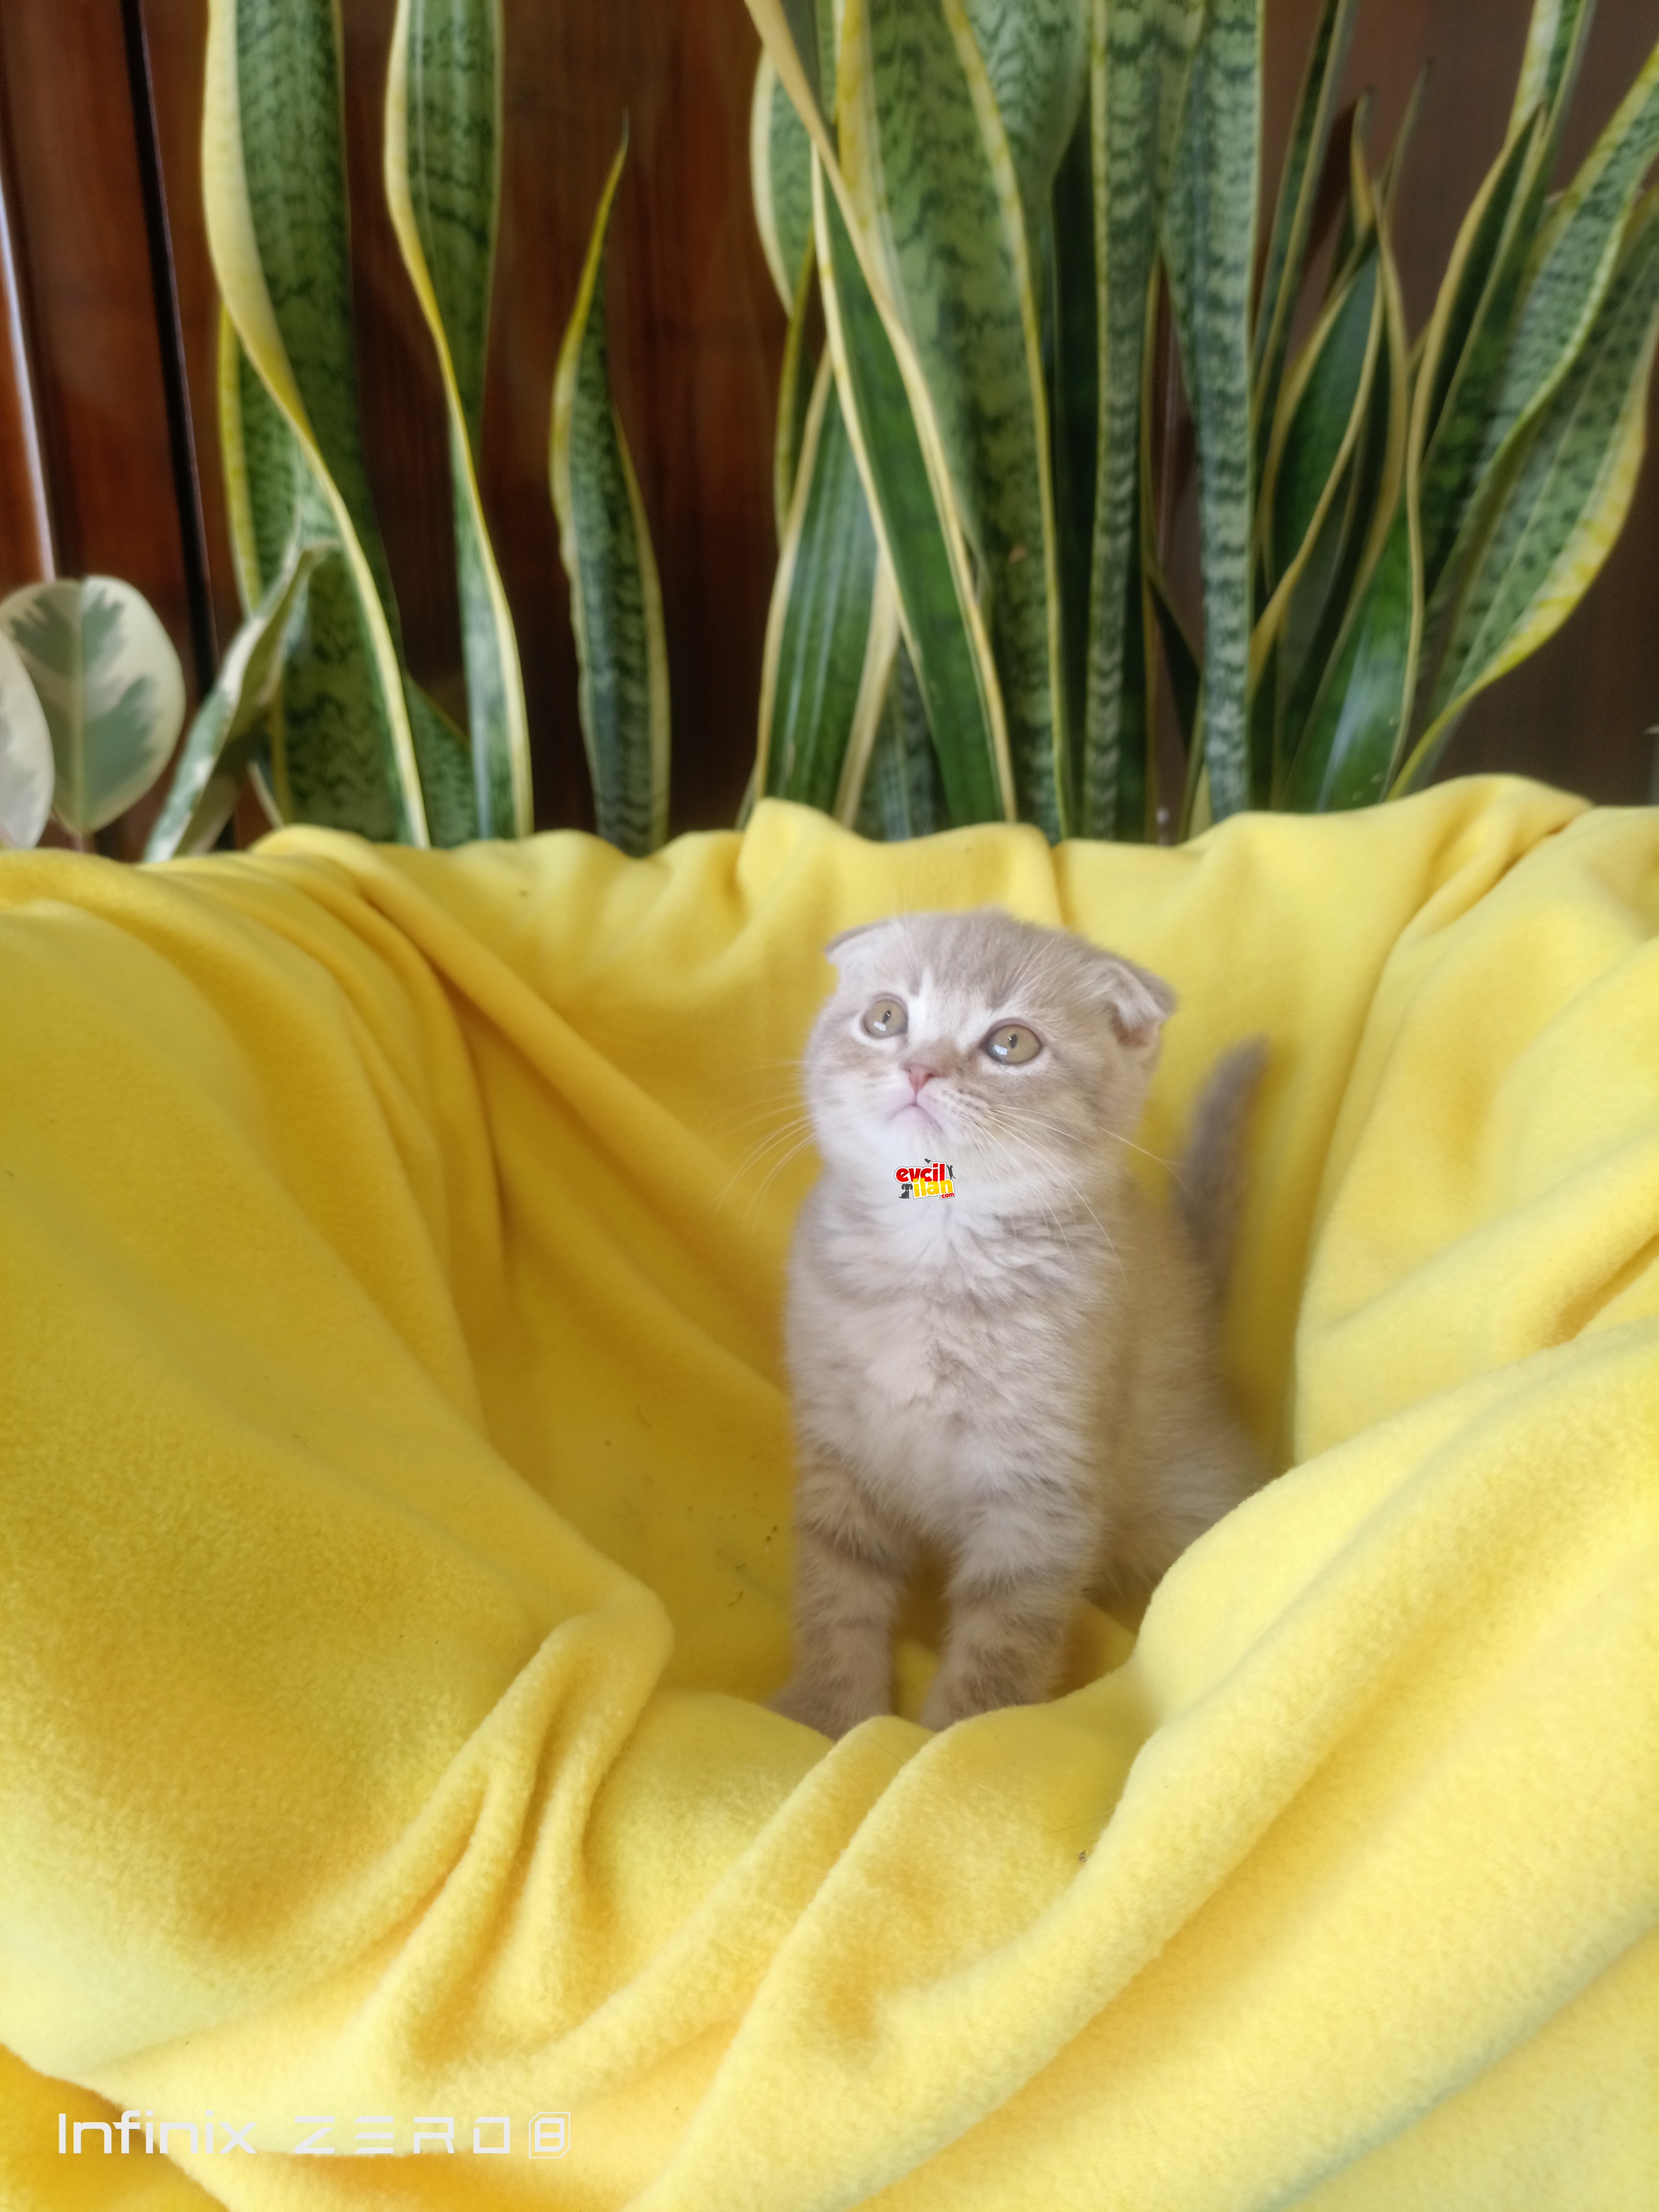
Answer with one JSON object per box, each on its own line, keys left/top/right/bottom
{"left": 1176, "top": 1037, "right": 1268, "bottom": 1294}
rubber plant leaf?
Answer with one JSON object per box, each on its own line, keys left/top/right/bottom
{"left": 385, "top": 0, "right": 531, "bottom": 839}
{"left": 203, "top": 0, "right": 427, "bottom": 842}
{"left": 0, "top": 625, "right": 54, "bottom": 850}
{"left": 0, "top": 578, "right": 185, "bottom": 836}
{"left": 1401, "top": 184, "right": 1659, "bottom": 791}
{"left": 551, "top": 129, "right": 671, "bottom": 856}
{"left": 1161, "top": 0, "right": 1262, "bottom": 824}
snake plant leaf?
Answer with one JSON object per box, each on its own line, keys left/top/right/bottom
{"left": 756, "top": 352, "right": 883, "bottom": 811}
{"left": 774, "top": 243, "right": 817, "bottom": 540}
{"left": 962, "top": 0, "right": 1089, "bottom": 298}
{"left": 1281, "top": 209, "right": 1418, "bottom": 813}
{"left": 1251, "top": 0, "right": 1358, "bottom": 481}
{"left": 1050, "top": 109, "right": 1095, "bottom": 751}
{"left": 833, "top": 561, "right": 903, "bottom": 823}
{"left": 1510, "top": 0, "right": 1596, "bottom": 143}
{"left": 0, "top": 627, "right": 54, "bottom": 851}
{"left": 1257, "top": 245, "right": 1380, "bottom": 630}
{"left": 1161, "top": 0, "right": 1262, "bottom": 824}
{"left": 815, "top": 163, "right": 1012, "bottom": 826}
{"left": 1463, "top": 46, "right": 1659, "bottom": 523}
{"left": 203, "top": 0, "right": 427, "bottom": 843}
{"left": 219, "top": 305, "right": 299, "bottom": 613}
{"left": 837, "top": 0, "right": 1067, "bottom": 836}
{"left": 1403, "top": 187, "right": 1659, "bottom": 791}
{"left": 0, "top": 579, "right": 186, "bottom": 837}
{"left": 1374, "top": 65, "right": 1426, "bottom": 227}
{"left": 752, "top": 51, "right": 816, "bottom": 312}
{"left": 385, "top": 0, "right": 532, "bottom": 841}
{"left": 220, "top": 318, "right": 428, "bottom": 841}
{"left": 145, "top": 537, "right": 332, "bottom": 861}
{"left": 551, "top": 132, "right": 670, "bottom": 856}
{"left": 404, "top": 678, "right": 480, "bottom": 847}
{"left": 1413, "top": 114, "right": 1551, "bottom": 599}
{"left": 746, "top": 0, "right": 1014, "bottom": 834}
{"left": 1079, "top": 0, "right": 1201, "bottom": 836}
{"left": 854, "top": 633, "right": 948, "bottom": 839}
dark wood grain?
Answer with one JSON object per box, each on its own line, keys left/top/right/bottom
{"left": 4, "top": 0, "right": 1656, "bottom": 851}
{"left": 0, "top": 0, "right": 202, "bottom": 858}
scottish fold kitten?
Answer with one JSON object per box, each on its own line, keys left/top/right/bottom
{"left": 772, "top": 907, "right": 1263, "bottom": 1738}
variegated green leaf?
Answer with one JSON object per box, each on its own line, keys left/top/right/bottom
{"left": 1259, "top": 249, "right": 1379, "bottom": 600}
{"left": 752, "top": 50, "right": 816, "bottom": 311}
{"left": 0, "top": 626, "right": 54, "bottom": 851}
{"left": 404, "top": 677, "right": 479, "bottom": 847}
{"left": 838, "top": 0, "right": 1067, "bottom": 834}
{"left": 145, "top": 537, "right": 331, "bottom": 861}
{"left": 854, "top": 633, "right": 948, "bottom": 839}
{"left": 551, "top": 133, "right": 670, "bottom": 856}
{"left": 1080, "top": 0, "right": 1201, "bottom": 836}
{"left": 816, "top": 163, "right": 1012, "bottom": 825}
{"left": 1281, "top": 212, "right": 1417, "bottom": 812}
{"left": 203, "top": 0, "right": 427, "bottom": 842}
{"left": 1414, "top": 115, "right": 1550, "bottom": 597}
{"left": 1161, "top": 0, "right": 1262, "bottom": 823}
{"left": 1404, "top": 188, "right": 1659, "bottom": 788}
{"left": 756, "top": 354, "right": 883, "bottom": 810}
{"left": 0, "top": 579, "right": 185, "bottom": 836}
{"left": 774, "top": 242, "right": 817, "bottom": 540}
{"left": 219, "top": 304, "right": 297, "bottom": 612}
{"left": 1251, "top": 0, "right": 1358, "bottom": 479}
{"left": 1050, "top": 108, "right": 1095, "bottom": 752}
{"left": 962, "top": 0, "right": 1089, "bottom": 296}
{"left": 1510, "top": 0, "right": 1596, "bottom": 141}
{"left": 386, "top": 0, "right": 531, "bottom": 840}
{"left": 218, "top": 315, "right": 417, "bottom": 839}
{"left": 1464, "top": 45, "right": 1659, "bottom": 521}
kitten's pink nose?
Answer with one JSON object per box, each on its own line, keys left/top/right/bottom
{"left": 903, "top": 1064, "right": 940, "bottom": 1094}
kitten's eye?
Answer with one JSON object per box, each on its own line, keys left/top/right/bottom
{"left": 860, "top": 997, "right": 908, "bottom": 1039}
{"left": 984, "top": 1022, "right": 1042, "bottom": 1065}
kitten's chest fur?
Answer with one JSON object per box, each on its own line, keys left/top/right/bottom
{"left": 787, "top": 1180, "right": 1128, "bottom": 1532}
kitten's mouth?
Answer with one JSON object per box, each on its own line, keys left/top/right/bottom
{"left": 891, "top": 1098, "right": 940, "bottom": 1132}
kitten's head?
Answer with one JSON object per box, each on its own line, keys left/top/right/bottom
{"left": 803, "top": 908, "right": 1175, "bottom": 1198}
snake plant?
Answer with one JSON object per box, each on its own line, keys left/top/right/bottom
{"left": 746, "top": 0, "right": 1659, "bottom": 839}
{"left": 150, "top": 0, "right": 665, "bottom": 860}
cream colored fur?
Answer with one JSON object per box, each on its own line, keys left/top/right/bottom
{"left": 772, "top": 908, "right": 1262, "bottom": 1738}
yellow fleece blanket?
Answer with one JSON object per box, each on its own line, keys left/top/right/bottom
{"left": 0, "top": 779, "right": 1654, "bottom": 2212}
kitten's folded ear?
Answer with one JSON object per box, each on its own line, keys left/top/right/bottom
{"left": 824, "top": 919, "right": 890, "bottom": 968}
{"left": 1089, "top": 950, "right": 1177, "bottom": 1051}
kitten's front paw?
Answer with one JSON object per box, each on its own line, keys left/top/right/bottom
{"left": 768, "top": 1678, "right": 889, "bottom": 1739}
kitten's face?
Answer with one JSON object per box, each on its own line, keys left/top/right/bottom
{"left": 803, "top": 908, "right": 1175, "bottom": 1200}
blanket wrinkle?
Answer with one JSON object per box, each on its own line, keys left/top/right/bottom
{"left": 1, "top": 776, "right": 1654, "bottom": 2211}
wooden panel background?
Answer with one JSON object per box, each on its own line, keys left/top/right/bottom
{"left": 0, "top": 0, "right": 1654, "bottom": 858}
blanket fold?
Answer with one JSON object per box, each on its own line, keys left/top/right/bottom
{"left": 0, "top": 776, "right": 1653, "bottom": 2211}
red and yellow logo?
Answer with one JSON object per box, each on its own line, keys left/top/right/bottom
{"left": 897, "top": 1163, "right": 955, "bottom": 1197}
